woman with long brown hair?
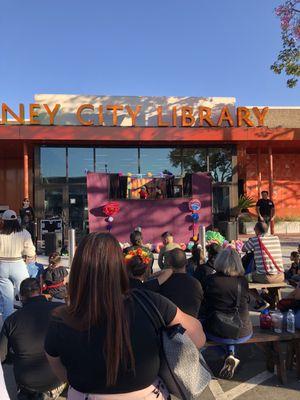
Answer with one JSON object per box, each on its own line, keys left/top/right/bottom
{"left": 45, "top": 232, "right": 205, "bottom": 399}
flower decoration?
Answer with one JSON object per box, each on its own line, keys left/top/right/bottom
{"left": 103, "top": 202, "right": 120, "bottom": 217}
{"left": 125, "top": 247, "right": 151, "bottom": 265}
{"left": 103, "top": 202, "right": 120, "bottom": 231}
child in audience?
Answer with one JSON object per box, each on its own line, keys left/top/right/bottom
{"left": 25, "top": 255, "right": 44, "bottom": 279}
{"left": 286, "top": 251, "right": 300, "bottom": 282}
{"left": 42, "top": 252, "right": 68, "bottom": 301}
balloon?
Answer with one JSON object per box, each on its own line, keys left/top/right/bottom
{"left": 147, "top": 172, "right": 153, "bottom": 177}
{"left": 108, "top": 216, "right": 114, "bottom": 222}
{"left": 191, "top": 213, "right": 199, "bottom": 222}
{"left": 127, "top": 172, "right": 132, "bottom": 177}
{"left": 187, "top": 241, "right": 195, "bottom": 250}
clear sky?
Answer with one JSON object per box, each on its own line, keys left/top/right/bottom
{"left": 0, "top": 0, "right": 299, "bottom": 109}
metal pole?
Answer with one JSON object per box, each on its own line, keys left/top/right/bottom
{"left": 268, "top": 147, "right": 275, "bottom": 235}
{"left": 23, "top": 142, "right": 29, "bottom": 199}
{"left": 68, "top": 229, "right": 76, "bottom": 267}
{"left": 199, "top": 225, "right": 206, "bottom": 260}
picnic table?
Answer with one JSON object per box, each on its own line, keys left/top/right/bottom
{"left": 206, "top": 326, "right": 300, "bottom": 384}
{"left": 248, "top": 282, "right": 291, "bottom": 308}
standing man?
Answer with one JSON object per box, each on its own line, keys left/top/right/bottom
{"left": 256, "top": 191, "right": 275, "bottom": 230}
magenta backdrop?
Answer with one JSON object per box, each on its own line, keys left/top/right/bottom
{"left": 87, "top": 173, "right": 212, "bottom": 244}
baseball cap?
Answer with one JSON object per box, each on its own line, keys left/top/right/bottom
{"left": 2, "top": 210, "right": 17, "bottom": 220}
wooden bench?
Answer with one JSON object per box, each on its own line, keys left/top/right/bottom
{"left": 248, "top": 282, "right": 291, "bottom": 308}
{"left": 206, "top": 326, "right": 300, "bottom": 384}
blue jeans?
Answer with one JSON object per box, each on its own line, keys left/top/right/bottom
{"left": 206, "top": 332, "right": 253, "bottom": 356}
{"left": 0, "top": 260, "right": 29, "bottom": 320}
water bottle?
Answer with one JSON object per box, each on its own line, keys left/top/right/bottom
{"left": 271, "top": 309, "right": 283, "bottom": 333}
{"left": 286, "top": 309, "right": 295, "bottom": 333}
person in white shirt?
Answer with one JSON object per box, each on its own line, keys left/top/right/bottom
{"left": 0, "top": 363, "right": 10, "bottom": 400}
{"left": 0, "top": 210, "right": 34, "bottom": 320}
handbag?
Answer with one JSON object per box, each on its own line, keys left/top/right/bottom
{"left": 132, "top": 290, "right": 211, "bottom": 400}
{"left": 207, "top": 281, "right": 243, "bottom": 340}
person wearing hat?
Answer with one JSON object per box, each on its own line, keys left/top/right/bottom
{"left": 0, "top": 210, "right": 34, "bottom": 320}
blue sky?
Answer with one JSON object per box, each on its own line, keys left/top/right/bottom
{"left": 0, "top": 0, "right": 299, "bottom": 109}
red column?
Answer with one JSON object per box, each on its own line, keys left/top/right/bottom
{"left": 257, "top": 147, "right": 262, "bottom": 198}
{"left": 23, "top": 142, "right": 29, "bottom": 200}
{"left": 268, "top": 147, "right": 274, "bottom": 234}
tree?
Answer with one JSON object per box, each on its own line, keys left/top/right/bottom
{"left": 271, "top": 1, "right": 300, "bottom": 88}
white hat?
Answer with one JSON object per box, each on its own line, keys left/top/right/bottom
{"left": 2, "top": 210, "right": 17, "bottom": 220}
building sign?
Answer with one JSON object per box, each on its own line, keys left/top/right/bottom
{"left": 0, "top": 95, "right": 269, "bottom": 127}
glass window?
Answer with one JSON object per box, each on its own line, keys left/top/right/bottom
{"left": 140, "top": 148, "right": 182, "bottom": 176}
{"left": 44, "top": 188, "right": 63, "bottom": 218}
{"left": 41, "top": 147, "right": 66, "bottom": 183}
{"left": 68, "top": 148, "right": 94, "bottom": 183}
{"left": 212, "top": 186, "right": 230, "bottom": 220}
{"left": 209, "top": 148, "right": 232, "bottom": 182}
{"left": 95, "top": 148, "right": 138, "bottom": 174}
{"left": 69, "top": 185, "right": 88, "bottom": 234}
{"left": 181, "top": 148, "right": 207, "bottom": 173}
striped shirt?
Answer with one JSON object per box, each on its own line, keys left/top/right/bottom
{"left": 242, "top": 234, "right": 284, "bottom": 275}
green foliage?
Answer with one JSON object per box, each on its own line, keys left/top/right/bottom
{"left": 237, "top": 195, "right": 256, "bottom": 211}
{"left": 271, "top": 32, "right": 300, "bottom": 88}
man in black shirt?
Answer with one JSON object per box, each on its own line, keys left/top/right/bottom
{"left": 256, "top": 191, "right": 275, "bottom": 229}
{"left": 158, "top": 248, "right": 203, "bottom": 317}
{"left": 0, "top": 278, "right": 63, "bottom": 400}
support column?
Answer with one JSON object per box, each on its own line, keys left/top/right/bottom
{"left": 23, "top": 142, "right": 29, "bottom": 200}
{"left": 268, "top": 147, "right": 274, "bottom": 234}
{"left": 257, "top": 147, "right": 262, "bottom": 198}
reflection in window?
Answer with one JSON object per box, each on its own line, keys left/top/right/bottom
{"left": 68, "top": 148, "right": 94, "bottom": 183}
{"left": 212, "top": 186, "right": 230, "bottom": 220}
{"left": 44, "top": 188, "right": 63, "bottom": 218}
{"left": 95, "top": 148, "right": 138, "bottom": 174}
{"left": 209, "top": 148, "right": 232, "bottom": 182}
{"left": 41, "top": 147, "right": 66, "bottom": 183}
{"left": 181, "top": 148, "right": 207, "bottom": 173}
{"left": 141, "top": 148, "right": 181, "bottom": 176}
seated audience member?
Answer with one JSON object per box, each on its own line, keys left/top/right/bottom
{"left": 242, "top": 222, "right": 284, "bottom": 283}
{"left": 242, "top": 222, "right": 284, "bottom": 310}
{"left": 0, "top": 278, "right": 63, "bottom": 400}
{"left": 126, "top": 254, "right": 172, "bottom": 291}
{"left": 42, "top": 253, "right": 68, "bottom": 302}
{"left": 25, "top": 255, "right": 44, "bottom": 279}
{"left": 124, "top": 230, "right": 154, "bottom": 274}
{"left": 186, "top": 243, "right": 205, "bottom": 276}
{"left": 194, "top": 243, "right": 222, "bottom": 288}
{"left": 158, "top": 248, "right": 203, "bottom": 318}
{"left": 204, "top": 248, "right": 252, "bottom": 379}
{"left": 45, "top": 232, "right": 205, "bottom": 400}
{"left": 158, "top": 232, "right": 181, "bottom": 269}
{"left": 0, "top": 363, "right": 10, "bottom": 400}
{"left": 286, "top": 251, "right": 300, "bottom": 282}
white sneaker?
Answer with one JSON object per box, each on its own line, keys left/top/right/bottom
{"left": 219, "top": 354, "right": 240, "bottom": 379}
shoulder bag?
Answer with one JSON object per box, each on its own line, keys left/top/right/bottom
{"left": 207, "top": 281, "right": 243, "bottom": 339}
{"left": 257, "top": 236, "right": 283, "bottom": 274}
{"left": 132, "top": 289, "right": 211, "bottom": 400}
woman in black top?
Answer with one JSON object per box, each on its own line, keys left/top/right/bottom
{"left": 204, "top": 248, "right": 252, "bottom": 380}
{"left": 43, "top": 252, "right": 68, "bottom": 301}
{"left": 126, "top": 254, "right": 172, "bottom": 291}
{"left": 19, "top": 198, "right": 35, "bottom": 223}
{"left": 45, "top": 232, "right": 205, "bottom": 399}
